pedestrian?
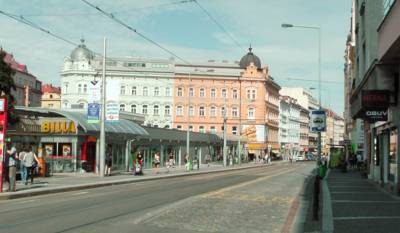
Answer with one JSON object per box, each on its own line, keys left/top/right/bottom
{"left": 166, "top": 153, "right": 174, "bottom": 173}
{"left": 105, "top": 150, "right": 112, "bottom": 176}
{"left": 4, "top": 144, "right": 18, "bottom": 192}
{"left": 154, "top": 152, "right": 160, "bottom": 174}
{"left": 289, "top": 155, "right": 293, "bottom": 164}
{"left": 184, "top": 153, "right": 191, "bottom": 171}
{"left": 205, "top": 154, "right": 211, "bottom": 167}
{"left": 19, "top": 145, "right": 28, "bottom": 185}
{"left": 24, "top": 146, "right": 40, "bottom": 185}
{"left": 356, "top": 153, "right": 363, "bottom": 170}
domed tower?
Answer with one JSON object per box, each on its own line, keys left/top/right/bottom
{"left": 70, "top": 38, "right": 94, "bottom": 62}
{"left": 239, "top": 46, "right": 261, "bottom": 69}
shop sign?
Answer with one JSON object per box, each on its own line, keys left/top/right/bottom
{"left": 362, "top": 90, "right": 390, "bottom": 107}
{"left": 310, "top": 110, "right": 326, "bottom": 132}
{"left": 241, "top": 125, "right": 265, "bottom": 143}
{"left": 41, "top": 121, "right": 77, "bottom": 134}
{"left": 87, "top": 103, "right": 100, "bottom": 124}
{"left": 362, "top": 108, "right": 388, "bottom": 122}
{"left": 0, "top": 97, "right": 7, "bottom": 193}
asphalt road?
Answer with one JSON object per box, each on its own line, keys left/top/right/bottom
{"left": 0, "top": 162, "right": 315, "bottom": 233}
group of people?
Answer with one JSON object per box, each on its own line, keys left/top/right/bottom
{"left": 2, "top": 144, "right": 40, "bottom": 192}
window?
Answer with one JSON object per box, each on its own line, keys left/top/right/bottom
{"left": 143, "top": 87, "right": 148, "bottom": 96}
{"left": 176, "top": 106, "right": 183, "bottom": 116}
{"left": 48, "top": 103, "right": 54, "bottom": 108}
{"left": 165, "top": 105, "right": 171, "bottom": 115}
{"left": 221, "top": 107, "right": 226, "bottom": 116}
{"left": 233, "top": 89, "right": 238, "bottom": 99}
{"left": 131, "top": 86, "right": 137, "bottom": 95}
{"left": 232, "top": 126, "right": 237, "bottom": 135}
{"left": 78, "top": 84, "right": 82, "bottom": 94}
{"left": 211, "top": 88, "right": 216, "bottom": 98}
{"left": 210, "top": 126, "right": 216, "bottom": 134}
{"left": 154, "top": 87, "right": 159, "bottom": 96}
{"left": 64, "top": 83, "right": 69, "bottom": 94}
{"left": 210, "top": 106, "right": 216, "bottom": 117}
{"left": 199, "top": 106, "right": 205, "bottom": 116}
{"left": 232, "top": 107, "right": 238, "bottom": 117}
{"left": 120, "top": 85, "right": 126, "bottom": 95}
{"left": 199, "top": 126, "right": 205, "bottom": 133}
{"left": 177, "top": 125, "right": 182, "bottom": 129}
{"left": 165, "top": 87, "right": 171, "bottom": 96}
{"left": 221, "top": 89, "right": 227, "bottom": 98}
{"left": 49, "top": 94, "right": 53, "bottom": 99}
{"left": 247, "top": 89, "right": 256, "bottom": 99}
{"left": 83, "top": 84, "right": 87, "bottom": 93}
{"left": 131, "top": 104, "right": 136, "bottom": 113}
{"left": 177, "top": 87, "right": 183, "bottom": 97}
{"left": 189, "top": 125, "right": 193, "bottom": 131}
{"left": 189, "top": 106, "right": 194, "bottom": 116}
{"left": 248, "top": 107, "right": 255, "bottom": 119}
{"left": 142, "top": 105, "right": 148, "bottom": 114}
{"left": 200, "top": 88, "right": 205, "bottom": 97}
{"left": 153, "top": 105, "right": 159, "bottom": 115}
{"left": 189, "top": 87, "right": 194, "bottom": 97}
{"left": 120, "top": 104, "right": 125, "bottom": 112}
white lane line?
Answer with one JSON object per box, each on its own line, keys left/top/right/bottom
{"left": 334, "top": 216, "right": 400, "bottom": 220}
{"left": 329, "top": 185, "right": 373, "bottom": 188}
{"left": 72, "top": 191, "right": 89, "bottom": 196}
{"left": 332, "top": 200, "right": 400, "bottom": 203}
{"left": 19, "top": 199, "right": 36, "bottom": 204}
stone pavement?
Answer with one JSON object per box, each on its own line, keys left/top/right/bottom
{"left": 324, "top": 169, "right": 400, "bottom": 233}
{"left": 0, "top": 162, "right": 276, "bottom": 200}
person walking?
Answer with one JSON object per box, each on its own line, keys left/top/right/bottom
{"left": 19, "top": 146, "right": 28, "bottom": 185}
{"left": 105, "top": 150, "right": 112, "bottom": 176}
{"left": 4, "top": 144, "right": 18, "bottom": 192}
{"left": 154, "top": 152, "right": 161, "bottom": 174}
{"left": 166, "top": 153, "right": 174, "bottom": 173}
{"left": 24, "top": 146, "right": 40, "bottom": 185}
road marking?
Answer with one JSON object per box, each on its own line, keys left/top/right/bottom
{"left": 19, "top": 199, "right": 36, "bottom": 204}
{"left": 72, "top": 191, "right": 89, "bottom": 196}
{"left": 329, "top": 185, "right": 373, "bottom": 188}
{"left": 334, "top": 216, "right": 400, "bottom": 220}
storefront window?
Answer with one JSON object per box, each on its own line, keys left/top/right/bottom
{"left": 389, "top": 129, "right": 398, "bottom": 182}
{"left": 44, "top": 143, "right": 57, "bottom": 156}
{"left": 58, "top": 143, "right": 72, "bottom": 157}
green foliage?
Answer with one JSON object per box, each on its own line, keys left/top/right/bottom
{"left": 0, "top": 51, "right": 18, "bottom": 125}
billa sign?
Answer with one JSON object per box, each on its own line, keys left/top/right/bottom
{"left": 41, "top": 121, "right": 77, "bottom": 134}
{"left": 362, "top": 90, "right": 390, "bottom": 107}
{"left": 362, "top": 108, "right": 388, "bottom": 122}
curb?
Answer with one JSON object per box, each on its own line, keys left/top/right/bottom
{"left": 0, "top": 163, "right": 276, "bottom": 200}
{"left": 322, "top": 169, "right": 334, "bottom": 233}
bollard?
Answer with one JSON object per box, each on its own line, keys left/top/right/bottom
{"left": 313, "top": 175, "right": 321, "bottom": 221}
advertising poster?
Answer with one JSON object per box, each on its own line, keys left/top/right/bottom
{"left": 88, "top": 81, "right": 101, "bottom": 103}
{"left": 310, "top": 110, "right": 326, "bottom": 132}
{"left": 106, "top": 80, "right": 120, "bottom": 122}
{"left": 45, "top": 144, "right": 54, "bottom": 156}
{"left": 62, "top": 145, "right": 71, "bottom": 156}
{"left": 242, "top": 125, "right": 265, "bottom": 143}
{"left": 87, "top": 103, "right": 100, "bottom": 123}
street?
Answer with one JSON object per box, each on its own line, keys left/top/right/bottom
{"left": 0, "top": 162, "right": 314, "bottom": 233}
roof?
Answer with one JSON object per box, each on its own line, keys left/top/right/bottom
{"left": 42, "top": 84, "right": 61, "bottom": 94}
{"left": 2, "top": 50, "right": 30, "bottom": 75}
{"left": 14, "top": 107, "right": 148, "bottom": 138}
{"left": 141, "top": 126, "right": 222, "bottom": 144}
{"left": 239, "top": 47, "right": 261, "bottom": 69}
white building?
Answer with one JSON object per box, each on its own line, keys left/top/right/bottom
{"left": 60, "top": 40, "right": 175, "bottom": 128}
{"left": 279, "top": 95, "right": 301, "bottom": 158}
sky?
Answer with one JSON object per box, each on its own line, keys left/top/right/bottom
{"left": 0, "top": 0, "right": 351, "bottom": 115}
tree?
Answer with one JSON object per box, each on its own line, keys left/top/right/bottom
{"left": 0, "top": 50, "right": 18, "bottom": 125}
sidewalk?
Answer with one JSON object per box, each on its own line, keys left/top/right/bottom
{"left": 0, "top": 162, "right": 276, "bottom": 200}
{"left": 324, "top": 169, "right": 400, "bottom": 233}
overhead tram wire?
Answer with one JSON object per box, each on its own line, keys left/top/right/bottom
{"left": 192, "top": 0, "right": 244, "bottom": 51}
{"left": 81, "top": 0, "right": 192, "bottom": 65}
{"left": 0, "top": 9, "right": 152, "bottom": 75}
{"left": 22, "top": 0, "right": 195, "bottom": 17}
{"left": 277, "top": 77, "right": 344, "bottom": 85}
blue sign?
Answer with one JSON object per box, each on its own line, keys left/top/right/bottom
{"left": 310, "top": 110, "right": 326, "bottom": 132}
{"left": 87, "top": 103, "right": 100, "bottom": 123}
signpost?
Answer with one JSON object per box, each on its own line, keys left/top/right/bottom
{"left": 0, "top": 97, "right": 8, "bottom": 192}
{"left": 310, "top": 110, "right": 326, "bottom": 132}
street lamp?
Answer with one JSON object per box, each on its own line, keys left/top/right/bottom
{"left": 282, "top": 23, "right": 323, "bottom": 163}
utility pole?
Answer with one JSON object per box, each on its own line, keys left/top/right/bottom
{"left": 237, "top": 78, "right": 242, "bottom": 165}
{"left": 186, "top": 72, "right": 191, "bottom": 164}
{"left": 223, "top": 86, "right": 227, "bottom": 167}
{"left": 99, "top": 37, "right": 107, "bottom": 177}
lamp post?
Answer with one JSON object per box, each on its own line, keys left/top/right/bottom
{"left": 282, "top": 23, "right": 322, "bottom": 163}
{"left": 99, "top": 37, "right": 107, "bottom": 177}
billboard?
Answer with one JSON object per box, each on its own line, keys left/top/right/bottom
{"left": 105, "top": 80, "right": 120, "bottom": 122}
{"left": 87, "top": 103, "right": 100, "bottom": 123}
{"left": 242, "top": 125, "right": 265, "bottom": 143}
{"left": 310, "top": 110, "right": 326, "bottom": 132}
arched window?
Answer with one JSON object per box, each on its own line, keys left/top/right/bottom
{"left": 143, "top": 87, "right": 148, "bottom": 96}
{"left": 142, "top": 105, "right": 148, "bottom": 114}
{"left": 131, "top": 104, "right": 136, "bottom": 113}
{"left": 154, "top": 87, "right": 159, "bottom": 96}
{"left": 199, "top": 106, "right": 205, "bottom": 116}
{"left": 154, "top": 105, "right": 159, "bottom": 115}
{"left": 119, "top": 104, "right": 125, "bottom": 112}
{"left": 248, "top": 107, "right": 255, "bottom": 119}
{"left": 210, "top": 106, "right": 216, "bottom": 117}
{"left": 165, "top": 105, "right": 171, "bottom": 115}
{"left": 176, "top": 106, "right": 183, "bottom": 116}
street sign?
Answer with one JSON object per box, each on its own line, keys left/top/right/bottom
{"left": 87, "top": 103, "right": 100, "bottom": 123}
{"left": 0, "top": 97, "right": 8, "bottom": 192}
{"left": 310, "top": 110, "right": 326, "bottom": 132}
